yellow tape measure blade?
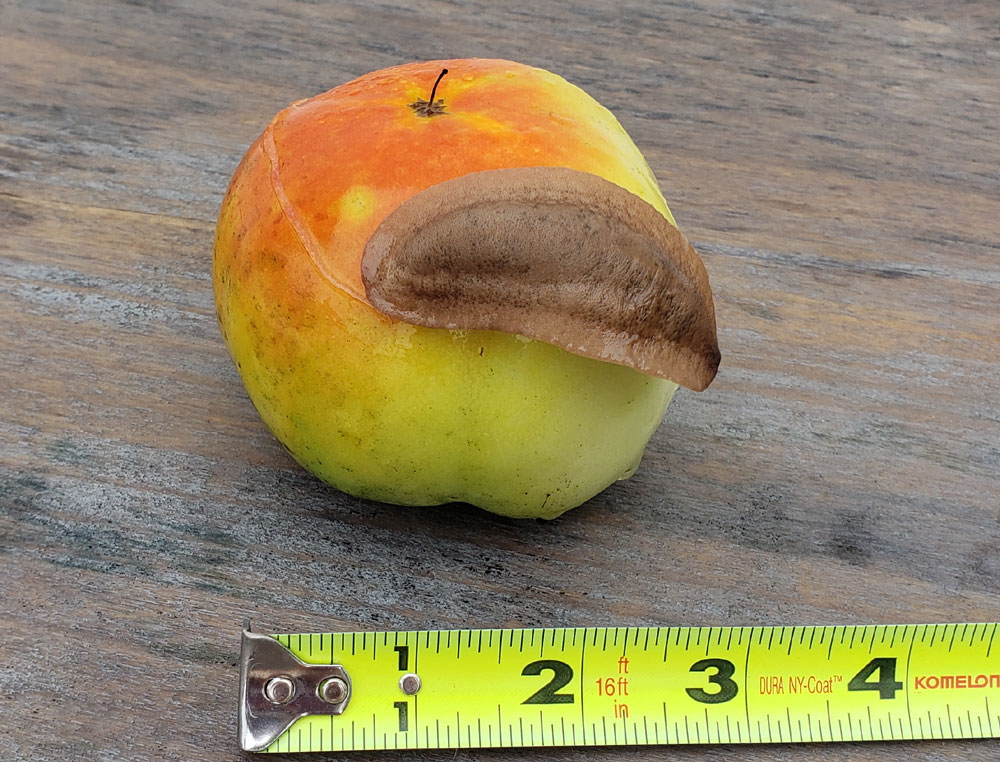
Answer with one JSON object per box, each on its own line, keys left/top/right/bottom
{"left": 238, "top": 624, "right": 1000, "bottom": 752}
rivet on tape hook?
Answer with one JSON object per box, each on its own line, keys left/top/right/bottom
{"left": 238, "top": 628, "right": 352, "bottom": 752}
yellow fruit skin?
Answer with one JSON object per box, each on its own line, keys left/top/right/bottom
{"left": 213, "top": 59, "right": 679, "bottom": 519}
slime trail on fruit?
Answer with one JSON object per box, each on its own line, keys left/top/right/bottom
{"left": 261, "top": 122, "right": 365, "bottom": 305}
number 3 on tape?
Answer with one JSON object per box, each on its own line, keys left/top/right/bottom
{"left": 238, "top": 623, "right": 1000, "bottom": 752}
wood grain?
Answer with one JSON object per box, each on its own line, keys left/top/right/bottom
{"left": 1, "top": 1, "right": 998, "bottom": 760}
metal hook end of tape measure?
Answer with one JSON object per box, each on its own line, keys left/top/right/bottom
{"left": 239, "top": 628, "right": 352, "bottom": 752}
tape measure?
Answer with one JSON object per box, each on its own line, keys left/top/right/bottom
{"left": 239, "top": 622, "right": 1000, "bottom": 752}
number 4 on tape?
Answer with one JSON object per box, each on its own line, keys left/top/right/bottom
{"left": 238, "top": 622, "right": 1000, "bottom": 752}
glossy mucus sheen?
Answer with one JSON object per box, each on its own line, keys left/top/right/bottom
{"left": 363, "top": 167, "right": 720, "bottom": 391}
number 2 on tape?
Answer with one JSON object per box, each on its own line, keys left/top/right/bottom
{"left": 238, "top": 623, "right": 1000, "bottom": 752}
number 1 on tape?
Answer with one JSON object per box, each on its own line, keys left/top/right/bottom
{"left": 239, "top": 623, "right": 1000, "bottom": 752}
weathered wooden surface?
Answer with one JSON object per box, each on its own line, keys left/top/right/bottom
{"left": 1, "top": 0, "right": 998, "bottom": 759}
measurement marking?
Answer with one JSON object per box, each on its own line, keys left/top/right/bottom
{"left": 987, "top": 697, "right": 995, "bottom": 736}
{"left": 947, "top": 703, "right": 954, "bottom": 737}
{"left": 929, "top": 623, "right": 939, "bottom": 648}
{"left": 477, "top": 630, "right": 482, "bottom": 653}
{"left": 579, "top": 629, "right": 587, "bottom": 744}
{"left": 644, "top": 628, "right": 650, "bottom": 651}
{"left": 903, "top": 624, "right": 915, "bottom": 732}
{"left": 948, "top": 624, "right": 958, "bottom": 652}
{"left": 603, "top": 629, "right": 609, "bottom": 650}
{"left": 987, "top": 623, "right": 997, "bottom": 658}
{"left": 663, "top": 628, "right": 670, "bottom": 661}
{"left": 654, "top": 628, "right": 661, "bottom": 646}
{"left": 684, "top": 628, "right": 691, "bottom": 650}
{"left": 644, "top": 716, "right": 650, "bottom": 744}
{"left": 726, "top": 628, "right": 734, "bottom": 650}
{"left": 787, "top": 628, "right": 794, "bottom": 655}
{"left": 456, "top": 630, "right": 460, "bottom": 658}
{"left": 561, "top": 716, "right": 566, "bottom": 745}
{"left": 867, "top": 705, "right": 874, "bottom": 740}
{"left": 663, "top": 703, "right": 669, "bottom": 744}
{"left": 634, "top": 627, "right": 640, "bottom": 646}
{"left": 744, "top": 628, "right": 752, "bottom": 733}
{"left": 726, "top": 715, "right": 732, "bottom": 743}
{"left": 767, "top": 628, "right": 775, "bottom": 650}
{"left": 809, "top": 628, "right": 816, "bottom": 650}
